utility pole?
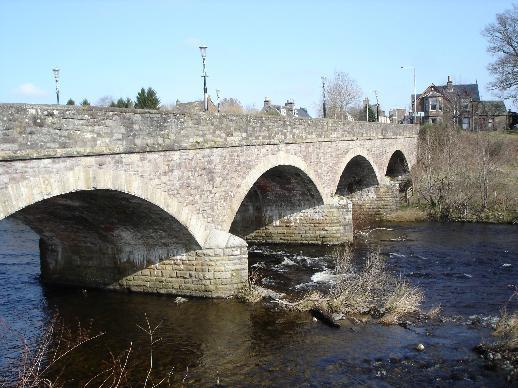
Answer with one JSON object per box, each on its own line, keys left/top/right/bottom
{"left": 321, "top": 76, "right": 327, "bottom": 118}
{"left": 365, "top": 97, "right": 369, "bottom": 121}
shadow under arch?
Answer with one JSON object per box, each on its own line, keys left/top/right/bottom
{"left": 9, "top": 188, "right": 201, "bottom": 288}
{"left": 385, "top": 150, "right": 410, "bottom": 178}
{"left": 224, "top": 153, "right": 326, "bottom": 232}
{"left": 229, "top": 164, "right": 324, "bottom": 242}
{"left": 335, "top": 155, "right": 379, "bottom": 196}
{"left": 0, "top": 168, "right": 210, "bottom": 247}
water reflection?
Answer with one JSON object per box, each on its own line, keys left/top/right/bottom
{"left": 0, "top": 218, "right": 516, "bottom": 386}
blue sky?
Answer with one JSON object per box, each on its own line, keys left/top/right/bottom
{"left": 1, "top": 0, "right": 515, "bottom": 115}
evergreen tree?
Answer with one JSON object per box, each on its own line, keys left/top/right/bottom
{"left": 66, "top": 98, "right": 75, "bottom": 105}
{"left": 135, "top": 87, "right": 160, "bottom": 109}
{"left": 80, "top": 99, "right": 90, "bottom": 106}
{"left": 115, "top": 97, "right": 134, "bottom": 108}
{"left": 367, "top": 104, "right": 377, "bottom": 122}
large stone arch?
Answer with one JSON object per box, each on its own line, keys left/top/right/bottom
{"left": 0, "top": 167, "right": 210, "bottom": 247}
{"left": 0, "top": 167, "right": 248, "bottom": 297}
{"left": 224, "top": 152, "right": 326, "bottom": 232}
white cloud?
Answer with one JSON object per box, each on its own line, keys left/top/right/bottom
{"left": 14, "top": 83, "right": 48, "bottom": 97}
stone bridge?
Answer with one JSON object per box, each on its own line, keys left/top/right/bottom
{"left": 0, "top": 104, "right": 418, "bottom": 297}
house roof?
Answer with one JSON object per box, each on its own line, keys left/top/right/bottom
{"left": 476, "top": 100, "right": 507, "bottom": 115}
{"left": 437, "top": 84, "right": 480, "bottom": 101}
{"left": 295, "top": 107, "right": 311, "bottom": 118}
{"left": 261, "top": 102, "right": 312, "bottom": 118}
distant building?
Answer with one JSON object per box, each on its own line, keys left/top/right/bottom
{"left": 262, "top": 98, "right": 311, "bottom": 118}
{"left": 389, "top": 108, "right": 407, "bottom": 124}
{"left": 175, "top": 96, "right": 217, "bottom": 113}
{"left": 412, "top": 76, "right": 509, "bottom": 130}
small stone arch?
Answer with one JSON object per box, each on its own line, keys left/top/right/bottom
{"left": 386, "top": 150, "right": 410, "bottom": 178}
{"left": 0, "top": 167, "right": 210, "bottom": 247}
{"left": 334, "top": 150, "right": 381, "bottom": 196}
{"left": 224, "top": 152, "right": 326, "bottom": 232}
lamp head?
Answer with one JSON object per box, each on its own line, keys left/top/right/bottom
{"left": 199, "top": 46, "right": 207, "bottom": 59}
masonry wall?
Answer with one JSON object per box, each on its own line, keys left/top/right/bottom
{"left": 40, "top": 239, "right": 248, "bottom": 297}
{"left": 243, "top": 203, "right": 353, "bottom": 245}
{"left": 348, "top": 184, "right": 401, "bottom": 229}
{"left": 0, "top": 104, "right": 417, "bottom": 161}
{"left": 0, "top": 104, "right": 418, "bottom": 296}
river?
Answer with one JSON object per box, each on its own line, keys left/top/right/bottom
{"left": 0, "top": 218, "right": 516, "bottom": 386}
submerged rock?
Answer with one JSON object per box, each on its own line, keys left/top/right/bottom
{"left": 310, "top": 308, "right": 340, "bottom": 328}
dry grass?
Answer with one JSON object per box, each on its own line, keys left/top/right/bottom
{"left": 236, "top": 270, "right": 266, "bottom": 303}
{"left": 14, "top": 314, "right": 104, "bottom": 387}
{"left": 384, "top": 207, "right": 428, "bottom": 222}
{"left": 9, "top": 314, "right": 178, "bottom": 387}
{"left": 293, "top": 247, "right": 423, "bottom": 324}
{"left": 493, "top": 292, "right": 518, "bottom": 350}
{"left": 494, "top": 310, "right": 518, "bottom": 350}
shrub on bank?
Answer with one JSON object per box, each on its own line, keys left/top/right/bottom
{"left": 240, "top": 246, "right": 424, "bottom": 325}
{"left": 411, "top": 125, "right": 518, "bottom": 223}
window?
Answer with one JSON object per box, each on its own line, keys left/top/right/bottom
{"left": 462, "top": 117, "right": 470, "bottom": 130}
{"left": 488, "top": 118, "right": 493, "bottom": 129}
{"left": 462, "top": 99, "right": 470, "bottom": 111}
{"left": 430, "top": 97, "right": 438, "bottom": 111}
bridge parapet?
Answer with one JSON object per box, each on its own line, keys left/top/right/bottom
{"left": 0, "top": 103, "right": 417, "bottom": 161}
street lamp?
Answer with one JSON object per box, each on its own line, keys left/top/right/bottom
{"left": 401, "top": 66, "right": 416, "bottom": 124}
{"left": 52, "top": 68, "right": 60, "bottom": 104}
{"left": 373, "top": 90, "right": 379, "bottom": 122}
{"left": 199, "top": 46, "right": 208, "bottom": 111}
{"left": 321, "top": 76, "right": 327, "bottom": 118}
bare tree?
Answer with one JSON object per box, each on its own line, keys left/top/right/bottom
{"left": 322, "top": 71, "right": 362, "bottom": 120}
{"left": 220, "top": 97, "right": 244, "bottom": 114}
{"left": 482, "top": 4, "right": 518, "bottom": 107}
{"left": 96, "top": 95, "right": 115, "bottom": 107}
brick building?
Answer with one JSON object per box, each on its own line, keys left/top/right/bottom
{"left": 412, "top": 76, "right": 508, "bottom": 130}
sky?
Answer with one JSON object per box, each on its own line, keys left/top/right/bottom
{"left": 1, "top": 0, "right": 516, "bottom": 116}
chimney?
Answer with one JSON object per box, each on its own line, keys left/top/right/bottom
{"left": 285, "top": 99, "right": 295, "bottom": 114}
{"left": 447, "top": 76, "right": 453, "bottom": 91}
{"left": 263, "top": 97, "right": 271, "bottom": 109}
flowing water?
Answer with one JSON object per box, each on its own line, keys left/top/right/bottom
{"left": 0, "top": 218, "right": 516, "bottom": 386}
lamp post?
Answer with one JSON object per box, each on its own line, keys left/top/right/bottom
{"left": 216, "top": 89, "right": 220, "bottom": 113}
{"left": 199, "top": 46, "right": 208, "bottom": 111}
{"left": 321, "top": 76, "right": 327, "bottom": 118}
{"left": 52, "top": 68, "right": 60, "bottom": 105}
{"left": 373, "top": 90, "right": 379, "bottom": 122}
{"left": 401, "top": 66, "right": 416, "bottom": 124}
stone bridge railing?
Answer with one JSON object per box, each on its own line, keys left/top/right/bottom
{"left": 0, "top": 104, "right": 417, "bottom": 160}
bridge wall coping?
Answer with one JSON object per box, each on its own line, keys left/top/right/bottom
{"left": 0, "top": 104, "right": 418, "bottom": 161}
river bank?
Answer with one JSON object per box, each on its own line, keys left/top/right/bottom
{"left": 384, "top": 205, "right": 517, "bottom": 224}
